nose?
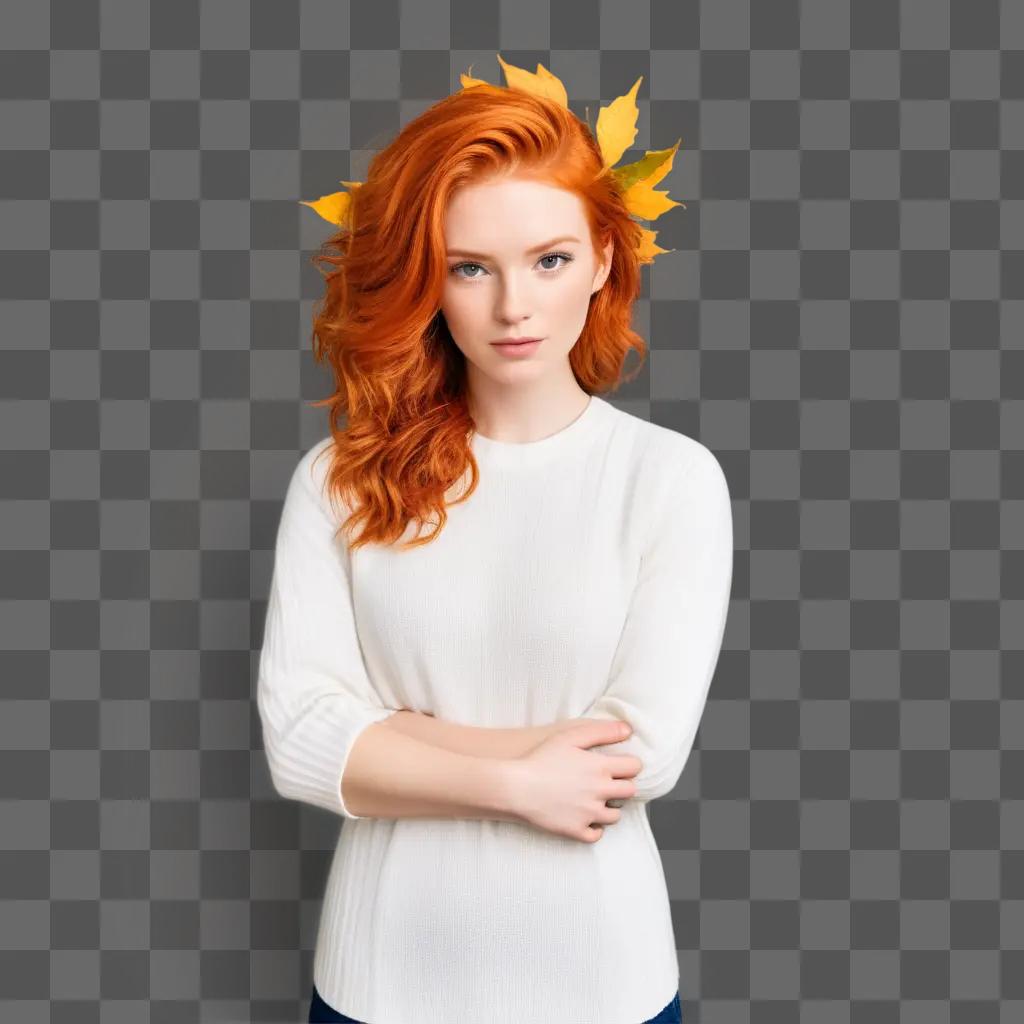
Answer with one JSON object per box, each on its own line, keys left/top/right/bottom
{"left": 493, "top": 275, "right": 533, "bottom": 324}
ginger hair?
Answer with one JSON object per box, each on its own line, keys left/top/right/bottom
{"left": 307, "top": 80, "right": 648, "bottom": 551}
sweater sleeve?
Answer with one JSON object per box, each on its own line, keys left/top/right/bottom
{"left": 582, "top": 441, "right": 733, "bottom": 804}
{"left": 256, "top": 442, "right": 401, "bottom": 819}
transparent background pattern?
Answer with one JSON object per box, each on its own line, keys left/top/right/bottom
{"left": 1, "top": 0, "right": 1022, "bottom": 1021}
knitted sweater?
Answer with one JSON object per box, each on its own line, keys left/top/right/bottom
{"left": 257, "top": 394, "right": 733, "bottom": 1024}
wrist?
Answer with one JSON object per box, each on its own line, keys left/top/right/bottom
{"left": 525, "top": 721, "right": 558, "bottom": 750}
{"left": 489, "top": 758, "right": 528, "bottom": 823}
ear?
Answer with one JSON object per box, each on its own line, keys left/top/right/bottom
{"left": 591, "top": 237, "right": 614, "bottom": 294}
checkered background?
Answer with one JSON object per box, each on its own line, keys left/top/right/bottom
{"left": 1, "top": 0, "right": 1021, "bottom": 1021}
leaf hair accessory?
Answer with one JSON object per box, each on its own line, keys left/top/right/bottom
{"left": 300, "top": 54, "right": 684, "bottom": 264}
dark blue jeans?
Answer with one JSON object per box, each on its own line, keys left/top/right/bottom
{"left": 309, "top": 982, "right": 682, "bottom": 1023}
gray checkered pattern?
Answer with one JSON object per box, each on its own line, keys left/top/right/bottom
{"left": 1, "top": 0, "right": 1021, "bottom": 1021}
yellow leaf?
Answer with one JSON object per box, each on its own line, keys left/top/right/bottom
{"left": 496, "top": 54, "right": 568, "bottom": 107}
{"left": 460, "top": 62, "right": 490, "bottom": 90}
{"left": 299, "top": 184, "right": 359, "bottom": 227}
{"left": 611, "top": 140, "right": 681, "bottom": 192}
{"left": 623, "top": 182, "right": 682, "bottom": 221}
{"left": 635, "top": 226, "right": 673, "bottom": 264}
{"left": 635, "top": 140, "right": 680, "bottom": 189}
{"left": 595, "top": 75, "right": 643, "bottom": 168}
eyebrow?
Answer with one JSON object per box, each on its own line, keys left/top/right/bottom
{"left": 445, "top": 235, "right": 582, "bottom": 259}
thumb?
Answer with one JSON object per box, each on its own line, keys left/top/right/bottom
{"left": 561, "top": 717, "right": 633, "bottom": 751}
{"left": 597, "top": 718, "right": 632, "bottom": 742}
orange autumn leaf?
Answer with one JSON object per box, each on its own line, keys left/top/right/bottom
{"left": 496, "top": 54, "right": 568, "bottom": 107}
{"left": 635, "top": 225, "right": 673, "bottom": 264}
{"left": 595, "top": 75, "right": 643, "bottom": 168}
{"left": 620, "top": 146, "right": 685, "bottom": 221}
{"left": 612, "top": 141, "right": 681, "bottom": 193}
{"left": 301, "top": 57, "right": 684, "bottom": 264}
{"left": 298, "top": 181, "right": 362, "bottom": 226}
{"left": 624, "top": 182, "right": 683, "bottom": 221}
{"left": 459, "top": 63, "right": 491, "bottom": 90}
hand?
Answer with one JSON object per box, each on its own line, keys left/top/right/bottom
{"left": 521, "top": 717, "right": 576, "bottom": 755}
{"left": 504, "top": 720, "right": 643, "bottom": 843}
{"left": 529, "top": 718, "right": 633, "bottom": 805}
{"left": 526, "top": 716, "right": 615, "bottom": 752}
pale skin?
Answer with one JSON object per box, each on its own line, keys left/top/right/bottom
{"left": 438, "top": 172, "right": 613, "bottom": 442}
{"left": 380, "top": 709, "right": 588, "bottom": 760}
{"left": 356, "top": 712, "right": 641, "bottom": 842}
{"left": 380, "top": 712, "right": 641, "bottom": 836}
{"left": 341, "top": 174, "right": 644, "bottom": 840}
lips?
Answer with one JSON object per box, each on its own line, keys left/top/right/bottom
{"left": 491, "top": 337, "right": 543, "bottom": 358}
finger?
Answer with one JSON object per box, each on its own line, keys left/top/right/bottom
{"left": 595, "top": 805, "right": 623, "bottom": 825}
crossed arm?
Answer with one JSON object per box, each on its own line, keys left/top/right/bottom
{"left": 379, "top": 709, "right": 564, "bottom": 760}
{"left": 376, "top": 447, "right": 732, "bottom": 772}
{"left": 257, "top": 437, "right": 732, "bottom": 821}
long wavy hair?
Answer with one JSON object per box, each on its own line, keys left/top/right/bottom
{"left": 307, "top": 79, "right": 649, "bottom": 552}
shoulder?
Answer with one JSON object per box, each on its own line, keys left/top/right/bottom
{"left": 628, "top": 425, "right": 732, "bottom": 557}
{"left": 281, "top": 435, "right": 342, "bottom": 528}
{"left": 609, "top": 403, "right": 729, "bottom": 504}
{"left": 300, "top": 435, "right": 336, "bottom": 489}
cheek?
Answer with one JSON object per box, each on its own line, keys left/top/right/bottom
{"left": 440, "top": 286, "right": 485, "bottom": 326}
{"left": 547, "top": 281, "right": 592, "bottom": 319}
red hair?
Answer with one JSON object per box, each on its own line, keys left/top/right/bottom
{"left": 307, "top": 80, "right": 650, "bottom": 551}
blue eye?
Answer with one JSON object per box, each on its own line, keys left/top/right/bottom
{"left": 448, "top": 252, "right": 574, "bottom": 280}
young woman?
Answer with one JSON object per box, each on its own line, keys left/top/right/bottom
{"left": 258, "top": 57, "right": 732, "bottom": 1024}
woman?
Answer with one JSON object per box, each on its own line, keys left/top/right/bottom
{"left": 258, "top": 57, "right": 732, "bottom": 1024}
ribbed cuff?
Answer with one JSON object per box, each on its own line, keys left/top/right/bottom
{"left": 265, "top": 696, "right": 399, "bottom": 819}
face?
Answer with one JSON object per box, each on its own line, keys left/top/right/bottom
{"left": 438, "top": 174, "right": 613, "bottom": 385}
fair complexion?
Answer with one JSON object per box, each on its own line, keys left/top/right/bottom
{"left": 438, "top": 173, "right": 613, "bottom": 441}
{"left": 377, "top": 711, "right": 639, "bottom": 827}
{"left": 350, "top": 176, "right": 640, "bottom": 835}
{"left": 344, "top": 717, "right": 639, "bottom": 841}
{"left": 381, "top": 709, "right": 574, "bottom": 758}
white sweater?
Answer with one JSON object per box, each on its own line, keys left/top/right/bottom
{"left": 256, "top": 394, "right": 733, "bottom": 1024}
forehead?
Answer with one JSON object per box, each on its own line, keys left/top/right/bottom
{"left": 443, "top": 176, "right": 590, "bottom": 250}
